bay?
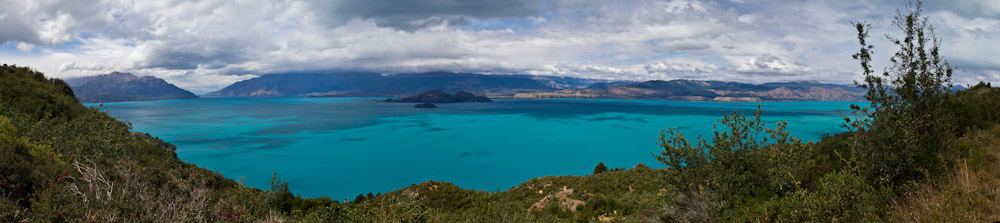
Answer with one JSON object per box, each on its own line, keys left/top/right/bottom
{"left": 89, "top": 97, "right": 858, "bottom": 200}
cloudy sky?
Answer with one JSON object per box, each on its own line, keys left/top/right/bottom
{"left": 1, "top": 0, "right": 998, "bottom": 94}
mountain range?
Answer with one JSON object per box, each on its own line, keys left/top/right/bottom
{"left": 207, "top": 72, "right": 866, "bottom": 101}
{"left": 606, "top": 80, "right": 865, "bottom": 101}
{"left": 65, "top": 71, "right": 868, "bottom": 102}
{"left": 205, "top": 72, "right": 601, "bottom": 97}
{"left": 66, "top": 72, "right": 198, "bottom": 103}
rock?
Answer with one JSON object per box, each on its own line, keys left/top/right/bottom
{"left": 530, "top": 188, "right": 586, "bottom": 212}
{"left": 414, "top": 103, "right": 437, "bottom": 108}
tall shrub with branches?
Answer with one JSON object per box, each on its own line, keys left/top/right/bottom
{"left": 655, "top": 105, "right": 810, "bottom": 219}
{"left": 849, "top": 0, "right": 953, "bottom": 185}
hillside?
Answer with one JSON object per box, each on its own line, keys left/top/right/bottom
{"left": 206, "top": 72, "right": 599, "bottom": 97}
{"left": 1, "top": 65, "right": 280, "bottom": 221}
{"left": 66, "top": 72, "right": 198, "bottom": 103}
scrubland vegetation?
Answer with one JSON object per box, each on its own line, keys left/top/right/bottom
{"left": 3, "top": 1, "right": 999, "bottom": 222}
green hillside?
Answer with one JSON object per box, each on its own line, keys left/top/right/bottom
{"left": 1, "top": 64, "right": 282, "bottom": 221}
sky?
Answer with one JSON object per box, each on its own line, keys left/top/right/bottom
{"left": 1, "top": 0, "right": 998, "bottom": 94}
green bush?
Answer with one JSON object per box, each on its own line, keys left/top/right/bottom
{"left": 593, "top": 162, "right": 609, "bottom": 174}
{"left": 849, "top": 0, "right": 955, "bottom": 186}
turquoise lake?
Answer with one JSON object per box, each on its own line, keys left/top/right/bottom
{"left": 90, "top": 97, "right": 858, "bottom": 200}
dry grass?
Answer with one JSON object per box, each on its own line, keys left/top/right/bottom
{"left": 894, "top": 127, "right": 1000, "bottom": 222}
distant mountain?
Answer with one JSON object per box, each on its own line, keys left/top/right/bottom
{"left": 67, "top": 72, "right": 198, "bottom": 103}
{"left": 605, "top": 80, "right": 865, "bottom": 101}
{"left": 206, "top": 71, "right": 864, "bottom": 101}
{"left": 584, "top": 81, "right": 636, "bottom": 90}
{"left": 206, "top": 72, "right": 600, "bottom": 96}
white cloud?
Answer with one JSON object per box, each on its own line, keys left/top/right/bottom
{"left": 0, "top": 0, "right": 998, "bottom": 94}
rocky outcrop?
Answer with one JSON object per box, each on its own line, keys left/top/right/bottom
{"left": 530, "top": 187, "right": 586, "bottom": 212}
{"left": 385, "top": 89, "right": 492, "bottom": 103}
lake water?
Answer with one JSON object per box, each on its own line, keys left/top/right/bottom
{"left": 90, "top": 97, "right": 857, "bottom": 200}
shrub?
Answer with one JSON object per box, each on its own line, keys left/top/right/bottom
{"left": 593, "top": 162, "right": 608, "bottom": 174}
{"left": 849, "top": 0, "right": 955, "bottom": 186}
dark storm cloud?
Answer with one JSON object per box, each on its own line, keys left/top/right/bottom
{"left": 0, "top": 15, "right": 38, "bottom": 44}
{"left": 141, "top": 39, "right": 250, "bottom": 70}
{"left": 310, "top": 0, "right": 547, "bottom": 30}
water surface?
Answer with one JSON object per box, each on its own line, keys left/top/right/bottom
{"left": 92, "top": 97, "right": 856, "bottom": 200}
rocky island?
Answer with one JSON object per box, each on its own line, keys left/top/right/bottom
{"left": 414, "top": 103, "right": 438, "bottom": 108}
{"left": 384, "top": 89, "right": 492, "bottom": 103}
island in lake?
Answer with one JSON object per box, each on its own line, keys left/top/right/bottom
{"left": 384, "top": 89, "right": 492, "bottom": 103}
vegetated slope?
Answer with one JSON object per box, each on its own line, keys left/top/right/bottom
{"left": 205, "top": 72, "right": 595, "bottom": 96}
{"left": 895, "top": 125, "right": 1000, "bottom": 221}
{"left": 66, "top": 72, "right": 198, "bottom": 103}
{"left": 0, "top": 65, "right": 293, "bottom": 222}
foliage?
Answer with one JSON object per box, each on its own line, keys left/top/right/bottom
{"left": 943, "top": 82, "right": 1000, "bottom": 136}
{"left": 593, "top": 162, "right": 609, "bottom": 174}
{"left": 849, "top": 0, "right": 954, "bottom": 185}
{"left": 1, "top": 64, "right": 279, "bottom": 221}
{"left": 653, "top": 105, "right": 816, "bottom": 219}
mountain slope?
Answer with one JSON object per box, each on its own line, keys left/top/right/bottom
{"left": 67, "top": 72, "right": 198, "bottom": 103}
{"left": 206, "top": 72, "right": 598, "bottom": 96}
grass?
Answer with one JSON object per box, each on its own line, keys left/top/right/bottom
{"left": 894, "top": 126, "right": 1000, "bottom": 222}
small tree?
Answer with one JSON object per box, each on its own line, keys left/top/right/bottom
{"left": 849, "top": 0, "right": 953, "bottom": 185}
{"left": 593, "top": 162, "right": 609, "bottom": 174}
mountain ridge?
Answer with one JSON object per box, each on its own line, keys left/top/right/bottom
{"left": 207, "top": 72, "right": 866, "bottom": 101}
{"left": 67, "top": 72, "right": 198, "bottom": 103}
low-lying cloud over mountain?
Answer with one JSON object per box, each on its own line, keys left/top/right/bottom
{"left": 1, "top": 0, "right": 998, "bottom": 94}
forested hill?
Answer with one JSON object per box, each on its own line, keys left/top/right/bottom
{"left": 66, "top": 72, "right": 198, "bottom": 103}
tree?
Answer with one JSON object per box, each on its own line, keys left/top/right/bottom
{"left": 593, "top": 162, "right": 609, "bottom": 174}
{"left": 850, "top": 0, "right": 953, "bottom": 185}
